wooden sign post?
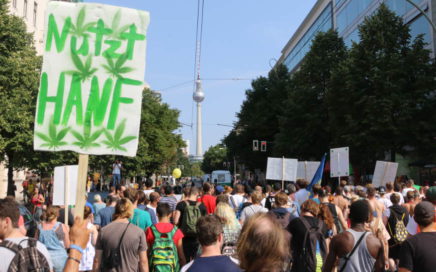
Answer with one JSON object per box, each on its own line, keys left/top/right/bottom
{"left": 74, "top": 154, "right": 89, "bottom": 219}
{"left": 64, "top": 166, "right": 69, "bottom": 225}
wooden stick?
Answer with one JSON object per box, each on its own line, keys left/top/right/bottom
{"left": 64, "top": 166, "right": 69, "bottom": 226}
{"left": 282, "top": 156, "right": 285, "bottom": 191}
{"left": 74, "top": 154, "right": 89, "bottom": 219}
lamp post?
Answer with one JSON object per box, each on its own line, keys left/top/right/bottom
{"left": 404, "top": 0, "right": 436, "bottom": 32}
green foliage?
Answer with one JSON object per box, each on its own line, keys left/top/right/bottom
{"left": 71, "top": 126, "right": 104, "bottom": 149}
{"left": 35, "top": 117, "right": 70, "bottom": 150}
{"left": 102, "top": 119, "right": 136, "bottom": 152}
{"left": 66, "top": 52, "right": 97, "bottom": 81}
{"left": 102, "top": 53, "right": 134, "bottom": 78}
{"left": 69, "top": 6, "right": 96, "bottom": 37}
{"left": 201, "top": 144, "right": 228, "bottom": 173}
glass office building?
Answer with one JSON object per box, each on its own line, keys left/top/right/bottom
{"left": 279, "top": 0, "right": 435, "bottom": 72}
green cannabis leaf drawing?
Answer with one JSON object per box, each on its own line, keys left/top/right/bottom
{"left": 35, "top": 117, "right": 70, "bottom": 150}
{"left": 66, "top": 52, "right": 97, "bottom": 81}
{"left": 70, "top": 6, "right": 96, "bottom": 37}
{"left": 71, "top": 125, "right": 104, "bottom": 149}
{"left": 102, "top": 119, "right": 136, "bottom": 152}
{"left": 109, "top": 9, "right": 131, "bottom": 39}
{"left": 102, "top": 53, "right": 134, "bottom": 78}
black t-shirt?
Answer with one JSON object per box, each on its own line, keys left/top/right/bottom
{"left": 183, "top": 255, "right": 241, "bottom": 272}
{"left": 176, "top": 200, "right": 207, "bottom": 228}
{"left": 287, "top": 216, "right": 329, "bottom": 255}
{"left": 399, "top": 232, "right": 436, "bottom": 272}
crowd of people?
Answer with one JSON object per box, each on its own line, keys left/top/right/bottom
{"left": 1, "top": 177, "right": 436, "bottom": 272}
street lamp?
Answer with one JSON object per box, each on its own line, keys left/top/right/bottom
{"left": 404, "top": 0, "right": 436, "bottom": 32}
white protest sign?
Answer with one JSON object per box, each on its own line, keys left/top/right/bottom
{"left": 53, "top": 165, "right": 78, "bottom": 205}
{"left": 372, "top": 161, "right": 398, "bottom": 187}
{"left": 266, "top": 157, "right": 298, "bottom": 181}
{"left": 34, "top": 2, "right": 150, "bottom": 157}
{"left": 330, "top": 147, "right": 349, "bottom": 177}
{"left": 297, "top": 161, "right": 320, "bottom": 181}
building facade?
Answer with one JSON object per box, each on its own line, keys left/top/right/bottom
{"left": 278, "top": 0, "right": 435, "bottom": 72}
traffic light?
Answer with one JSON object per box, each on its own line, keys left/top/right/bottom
{"left": 253, "top": 140, "right": 259, "bottom": 151}
{"left": 261, "top": 141, "right": 267, "bottom": 152}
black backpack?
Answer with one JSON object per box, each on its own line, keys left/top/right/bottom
{"left": 322, "top": 202, "right": 342, "bottom": 233}
{"left": 298, "top": 217, "right": 327, "bottom": 272}
{"left": 0, "top": 238, "right": 50, "bottom": 272}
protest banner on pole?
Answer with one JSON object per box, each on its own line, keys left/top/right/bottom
{"left": 330, "top": 147, "right": 349, "bottom": 184}
{"left": 372, "top": 161, "right": 399, "bottom": 188}
{"left": 266, "top": 157, "right": 298, "bottom": 189}
{"left": 33, "top": 2, "right": 150, "bottom": 218}
{"left": 297, "top": 161, "right": 320, "bottom": 182}
{"left": 53, "top": 165, "right": 78, "bottom": 206}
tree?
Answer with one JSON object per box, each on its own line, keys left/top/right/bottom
{"left": 201, "top": 144, "right": 228, "bottom": 173}
{"left": 224, "top": 65, "right": 291, "bottom": 170}
{"left": 328, "top": 4, "right": 436, "bottom": 173}
{"left": 0, "top": 0, "right": 42, "bottom": 195}
{"left": 275, "top": 30, "right": 347, "bottom": 160}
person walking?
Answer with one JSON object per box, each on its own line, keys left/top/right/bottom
{"left": 31, "top": 187, "right": 45, "bottom": 222}
{"left": 94, "top": 195, "right": 118, "bottom": 229}
{"left": 79, "top": 206, "right": 98, "bottom": 272}
{"left": 92, "top": 194, "right": 106, "bottom": 215}
{"left": 214, "top": 202, "right": 241, "bottom": 257}
{"left": 36, "top": 206, "right": 70, "bottom": 272}
{"left": 93, "top": 198, "right": 148, "bottom": 272}
{"left": 239, "top": 191, "right": 268, "bottom": 224}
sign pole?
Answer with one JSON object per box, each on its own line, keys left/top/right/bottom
{"left": 381, "top": 162, "right": 389, "bottom": 186}
{"left": 74, "top": 154, "right": 89, "bottom": 219}
{"left": 64, "top": 166, "right": 69, "bottom": 226}
{"left": 304, "top": 161, "right": 307, "bottom": 181}
{"left": 337, "top": 153, "right": 341, "bottom": 186}
{"left": 282, "top": 156, "right": 285, "bottom": 190}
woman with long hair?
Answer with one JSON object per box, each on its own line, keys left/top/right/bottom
{"left": 237, "top": 213, "right": 290, "bottom": 272}
{"left": 79, "top": 206, "right": 98, "bottom": 272}
{"left": 214, "top": 202, "right": 241, "bottom": 257}
{"left": 36, "top": 206, "right": 70, "bottom": 272}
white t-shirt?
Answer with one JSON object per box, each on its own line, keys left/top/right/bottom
{"left": 295, "top": 189, "right": 310, "bottom": 206}
{"left": 0, "top": 237, "right": 53, "bottom": 271}
{"left": 402, "top": 188, "right": 415, "bottom": 198}
{"left": 240, "top": 205, "right": 268, "bottom": 222}
{"left": 385, "top": 192, "right": 404, "bottom": 205}
{"left": 147, "top": 204, "right": 158, "bottom": 222}
{"left": 230, "top": 194, "right": 246, "bottom": 209}
{"left": 112, "top": 163, "right": 121, "bottom": 174}
{"left": 143, "top": 189, "right": 154, "bottom": 198}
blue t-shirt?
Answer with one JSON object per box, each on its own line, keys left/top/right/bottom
{"left": 94, "top": 206, "right": 115, "bottom": 227}
{"left": 137, "top": 204, "right": 157, "bottom": 224}
{"left": 129, "top": 208, "right": 152, "bottom": 230}
{"left": 181, "top": 255, "right": 241, "bottom": 272}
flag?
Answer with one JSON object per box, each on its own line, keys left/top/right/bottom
{"left": 307, "top": 153, "right": 327, "bottom": 191}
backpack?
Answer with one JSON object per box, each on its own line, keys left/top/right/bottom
{"left": 268, "top": 210, "right": 292, "bottom": 229}
{"left": 0, "top": 238, "right": 50, "bottom": 272}
{"left": 180, "top": 201, "right": 202, "bottom": 236}
{"left": 221, "top": 241, "right": 237, "bottom": 258}
{"left": 322, "top": 202, "right": 342, "bottom": 233}
{"left": 388, "top": 208, "right": 408, "bottom": 244}
{"left": 149, "top": 225, "right": 179, "bottom": 272}
{"left": 298, "top": 217, "right": 327, "bottom": 272}
{"left": 265, "top": 194, "right": 275, "bottom": 210}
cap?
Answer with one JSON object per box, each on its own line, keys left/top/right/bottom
{"left": 215, "top": 185, "right": 224, "bottom": 194}
{"left": 425, "top": 186, "right": 436, "bottom": 202}
{"left": 378, "top": 186, "right": 386, "bottom": 194}
{"left": 414, "top": 201, "right": 434, "bottom": 220}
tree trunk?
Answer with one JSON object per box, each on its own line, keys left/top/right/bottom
{"left": 7, "top": 152, "right": 15, "bottom": 196}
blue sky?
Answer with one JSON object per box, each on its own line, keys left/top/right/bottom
{"left": 85, "top": 0, "right": 317, "bottom": 155}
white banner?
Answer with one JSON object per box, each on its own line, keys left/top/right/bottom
{"left": 53, "top": 165, "right": 78, "bottom": 206}
{"left": 266, "top": 157, "right": 298, "bottom": 181}
{"left": 297, "top": 161, "right": 320, "bottom": 181}
{"left": 34, "top": 2, "right": 150, "bottom": 156}
{"left": 372, "top": 161, "right": 398, "bottom": 187}
{"left": 330, "top": 147, "right": 349, "bottom": 177}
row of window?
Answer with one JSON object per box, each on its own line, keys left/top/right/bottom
{"left": 12, "top": 0, "right": 38, "bottom": 27}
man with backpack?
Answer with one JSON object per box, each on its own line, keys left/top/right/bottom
{"left": 174, "top": 187, "right": 207, "bottom": 261}
{"left": 146, "top": 203, "right": 186, "bottom": 271}
{"left": 288, "top": 199, "right": 329, "bottom": 272}
{"left": 0, "top": 197, "right": 53, "bottom": 271}
{"left": 323, "top": 200, "right": 385, "bottom": 272}
{"left": 268, "top": 192, "right": 294, "bottom": 229}
{"left": 265, "top": 182, "right": 281, "bottom": 210}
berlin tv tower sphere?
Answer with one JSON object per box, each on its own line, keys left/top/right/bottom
{"left": 193, "top": 79, "right": 205, "bottom": 103}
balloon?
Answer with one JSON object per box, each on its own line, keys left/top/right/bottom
{"left": 172, "top": 168, "right": 182, "bottom": 179}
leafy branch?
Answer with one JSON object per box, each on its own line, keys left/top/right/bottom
{"left": 70, "top": 6, "right": 96, "bottom": 37}
{"left": 71, "top": 125, "right": 104, "bottom": 150}
{"left": 66, "top": 52, "right": 97, "bottom": 81}
{"left": 35, "top": 117, "right": 70, "bottom": 150}
{"left": 102, "top": 53, "right": 134, "bottom": 78}
{"left": 102, "top": 119, "right": 136, "bottom": 152}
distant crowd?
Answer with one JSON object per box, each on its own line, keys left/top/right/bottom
{"left": 1, "top": 177, "right": 436, "bottom": 272}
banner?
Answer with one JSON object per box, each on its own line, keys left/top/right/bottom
{"left": 297, "top": 161, "right": 320, "bottom": 181}
{"left": 330, "top": 147, "right": 349, "bottom": 177}
{"left": 372, "top": 161, "right": 398, "bottom": 187}
{"left": 266, "top": 157, "right": 298, "bottom": 182}
{"left": 34, "top": 2, "right": 150, "bottom": 157}
{"left": 53, "top": 165, "right": 78, "bottom": 206}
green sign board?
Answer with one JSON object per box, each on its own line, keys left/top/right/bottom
{"left": 34, "top": 2, "right": 149, "bottom": 157}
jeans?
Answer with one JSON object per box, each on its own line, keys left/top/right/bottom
{"left": 112, "top": 174, "right": 121, "bottom": 186}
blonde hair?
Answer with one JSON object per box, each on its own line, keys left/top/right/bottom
{"left": 238, "top": 213, "right": 289, "bottom": 272}
{"left": 214, "top": 202, "right": 239, "bottom": 229}
{"left": 113, "top": 198, "right": 134, "bottom": 220}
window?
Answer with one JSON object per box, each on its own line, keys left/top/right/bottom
{"left": 13, "top": 0, "right": 17, "bottom": 8}
{"left": 336, "top": 0, "right": 373, "bottom": 34}
{"left": 33, "top": 3, "right": 38, "bottom": 26}
{"left": 409, "top": 14, "right": 431, "bottom": 45}
{"left": 23, "top": 0, "right": 28, "bottom": 18}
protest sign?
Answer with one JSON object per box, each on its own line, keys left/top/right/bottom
{"left": 53, "top": 165, "right": 78, "bottom": 206}
{"left": 266, "top": 157, "right": 298, "bottom": 187}
{"left": 297, "top": 161, "right": 320, "bottom": 181}
{"left": 34, "top": 2, "right": 150, "bottom": 157}
{"left": 372, "top": 161, "right": 398, "bottom": 187}
{"left": 330, "top": 147, "right": 349, "bottom": 178}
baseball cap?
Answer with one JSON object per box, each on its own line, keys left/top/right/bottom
{"left": 425, "top": 186, "right": 436, "bottom": 203}
{"left": 414, "top": 201, "right": 434, "bottom": 220}
{"left": 215, "top": 185, "right": 224, "bottom": 194}
{"left": 378, "top": 186, "right": 386, "bottom": 194}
